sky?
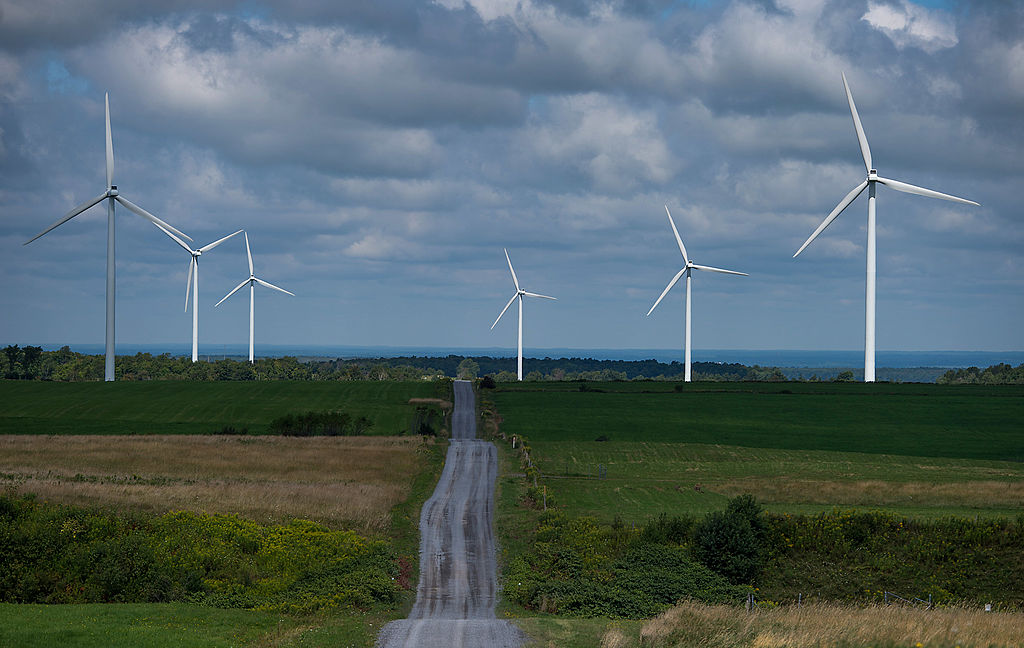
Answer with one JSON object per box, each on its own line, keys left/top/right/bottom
{"left": 0, "top": 0, "right": 1021, "bottom": 356}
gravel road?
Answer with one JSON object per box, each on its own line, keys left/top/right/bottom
{"left": 375, "top": 380, "right": 526, "bottom": 648}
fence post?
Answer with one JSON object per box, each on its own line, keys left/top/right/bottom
{"left": 543, "top": 485, "right": 547, "bottom": 511}
{"left": 798, "top": 593, "right": 802, "bottom": 608}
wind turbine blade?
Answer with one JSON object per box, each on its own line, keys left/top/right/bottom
{"left": 522, "top": 291, "right": 557, "bottom": 300}
{"left": 876, "top": 177, "right": 979, "bottom": 207}
{"left": 199, "top": 229, "right": 244, "bottom": 253}
{"left": 491, "top": 293, "right": 518, "bottom": 329}
{"left": 114, "top": 196, "right": 192, "bottom": 241}
{"left": 216, "top": 279, "right": 250, "bottom": 307}
{"left": 842, "top": 72, "right": 872, "bottom": 173}
{"left": 105, "top": 93, "right": 114, "bottom": 188}
{"left": 691, "top": 264, "right": 748, "bottom": 276}
{"left": 254, "top": 277, "right": 295, "bottom": 296}
{"left": 23, "top": 192, "right": 108, "bottom": 245}
{"left": 153, "top": 220, "right": 193, "bottom": 253}
{"left": 184, "top": 258, "right": 195, "bottom": 311}
{"left": 793, "top": 180, "right": 868, "bottom": 258}
{"left": 646, "top": 267, "right": 687, "bottom": 317}
{"left": 504, "top": 248, "right": 520, "bottom": 291}
{"left": 665, "top": 205, "right": 689, "bottom": 264}
{"left": 244, "top": 231, "right": 253, "bottom": 275}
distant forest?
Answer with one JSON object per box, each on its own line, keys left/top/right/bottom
{"left": 1, "top": 345, "right": 1021, "bottom": 384}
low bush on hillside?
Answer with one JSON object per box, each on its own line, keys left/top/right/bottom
{"left": 269, "top": 411, "right": 372, "bottom": 436}
{"left": 503, "top": 510, "right": 748, "bottom": 618}
{"left": 503, "top": 494, "right": 1024, "bottom": 616}
{"left": 0, "top": 495, "right": 404, "bottom": 613}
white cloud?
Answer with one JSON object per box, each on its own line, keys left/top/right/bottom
{"left": 862, "top": 0, "right": 958, "bottom": 54}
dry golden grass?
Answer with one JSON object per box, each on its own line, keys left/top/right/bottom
{"left": 408, "top": 398, "right": 452, "bottom": 410}
{"left": 715, "top": 477, "right": 1024, "bottom": 511}
{"left": 636, "top": 601, "right": 1024, "bottom": 648}
{"left": 0, "top": 434, "right": 429, "bottom": 534}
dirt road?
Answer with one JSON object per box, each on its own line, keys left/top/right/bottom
{"left": 375, "top": 380, "right": 525, "bottom": 648}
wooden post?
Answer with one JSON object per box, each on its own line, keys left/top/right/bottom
{"left": 543, "top": 485, "right": 547, "bottom": 511}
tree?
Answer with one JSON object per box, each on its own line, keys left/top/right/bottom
{"left": 692, "top": 495, "right": 767, "bottom": 585}
{"left": 834, "top": 370, "right": 855, "bottom": 382}
{"left": 456, "top": 358, "right": 479, "bottom": 379}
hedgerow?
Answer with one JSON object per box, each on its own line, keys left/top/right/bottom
{"left": 0, "top": 495, "right": 404, "bottom": 613}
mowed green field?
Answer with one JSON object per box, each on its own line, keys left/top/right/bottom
{"left": 489, "top": 381, "right": 1024, "bottom": 520}
{"left": 0, "top": 380, "right": 441, "bottom": 436}
{"left": 0, "top": 603, "right": 388, "bottom": 648}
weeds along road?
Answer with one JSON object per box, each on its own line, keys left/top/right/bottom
{"left": 376, "top": 380, "right": 526, "bottom": 648}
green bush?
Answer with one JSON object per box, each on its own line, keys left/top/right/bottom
{"left": 269, "top": 411, "right": 371, "bottom": 436}
{"left": 692, "top": 495, "right": 767, "bottom": 585}
{"left": 0, "top": 496, "right": 402, "bottom": 613}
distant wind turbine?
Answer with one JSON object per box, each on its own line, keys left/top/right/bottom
{"left": 490, "top": 249, "right": 556, "bottom": 381}
{"left": 215, "top": 232, "right": 294, "bottom": 363}
{"left": 793, "top": 73, "right": 979, "bottom": 382}
{"left": 647, "top": 206, "right": 748, "bottom": 383}
{"left": 154, "top": 225, "right": 243, "bottom": 362}
{"left": 23, "top": 93, "right": 191, "bottom": 381}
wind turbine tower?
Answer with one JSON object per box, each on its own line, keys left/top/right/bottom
{"left": 23, "top": 93, "right": 190, "bottom": 381}
{"left": 491, "top": 249, "right": 556, "bottom": 381}
{"left": 793, "top": 73, "right": 979, "bottom": 382}
{"left": 154, "top": 225, "right": 243, "bottom": 362}
{"left": 216, "top": 232, "right": 294, "bottom": 363}
{"left": 647, "top": 206, "right": 747, "bottom": 382}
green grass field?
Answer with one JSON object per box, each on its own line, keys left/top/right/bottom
{"left": 0, "top": 380, "right": 443, "bottom": 436}
{"left": 488, "top": 381, "right": 1024, "bottom": 521}
{"left": 0, "top": 603, "right": 392, "bottom": 648}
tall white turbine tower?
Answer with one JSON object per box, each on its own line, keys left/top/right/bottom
{"left": 215, "top": 232, "right": 294, "bottom": 363}
{"left": 154, "top": 225, "right": 243, "bottom": 362}
{"left": 491, "top": 249, "right": 556, "bottom": 381}
{"left": 23, "top": 93, "right": 191, "bottom": 381}
{"left": 647, "top": 206, "right": 747, "bottom": 382}
{"left": 794, "top": 73, "right": 979, "bottom": 382}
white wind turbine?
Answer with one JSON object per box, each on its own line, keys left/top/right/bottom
{"left": 793, "top": 73, "right": 979, "bottom": 382}
{"left": 647, "top": 206, "right": 748, "bottom": 382}
{"left": 153, "top": 225, "right": 243, "bottom": 362}
{"left": 215, "top": 232, "right": 294, "bottom": 363}
{"left": 490, "top": 249, "right": 556, "bottom": 381}
{"left": 23, "top": 93, "right": 191, "bottom": 381}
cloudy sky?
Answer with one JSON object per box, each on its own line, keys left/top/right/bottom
{"left": 1, "top": 0, "right": 1021, "bottom": 357}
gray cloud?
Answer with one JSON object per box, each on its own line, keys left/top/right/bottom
{"left": 1, "top": 0, "right": 1020, "bottom": 354}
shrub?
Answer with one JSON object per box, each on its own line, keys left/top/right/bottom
{"left": 692, "top": 495, "right": 767, "bottom": 585}
{"left": 269, "top": 411, "right": 371, "bottom": 436}
{"left": 479, "top": 375, "right": 497, "bottom": 389}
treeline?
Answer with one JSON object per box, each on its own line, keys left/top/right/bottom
{"left": 4, "top": 345, "right": 1021, "bottom": 384}
{"left": 938, "top": 363, "right": 1024, "bottom": 384}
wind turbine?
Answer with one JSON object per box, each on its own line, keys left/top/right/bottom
{"left": 215, "top": 232, "right": 294, "bottom": 363}
{"left": 23, "top": 93, "right": 191, "bottom": 381}
{"left": 153, "top": 225, "right": 243, "bottom": 362}
{"left": 793, "top": 73, "right": 979, "bottom": 382}
{"left": 490, "top": 249, "right": 556, "bottom": 381}
{"left": 647, "top": 206, "right": 747, "bottom": 383}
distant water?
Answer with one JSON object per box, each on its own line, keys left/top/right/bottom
{"left": 22, "top": 343, "right": 1024, "bottom": 369}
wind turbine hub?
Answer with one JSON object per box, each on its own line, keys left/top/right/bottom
{"left": 108, "top": 186, "right": 119, "bottom": 196}
{"left": 868, "top": 169, "right": 878, "bottom": 179}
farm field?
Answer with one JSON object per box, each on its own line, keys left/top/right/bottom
{"left": 487, "top": 381, "right": 1024, "bottom": 521}
{"left": 0, "top": 380, "right": 442, "bottom": 436}
{"left": 0, "top": 380, "right": 451, "bottom": 648}
{"left": 0, "top": 434, "right": 432, "bottom": 533}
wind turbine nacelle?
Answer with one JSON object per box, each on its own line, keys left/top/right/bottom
{"left": 108, "top": 186, "right": 119, "bottom": 196}
{"left": 868, "top": 170, "right": 877, "bottom": 179}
